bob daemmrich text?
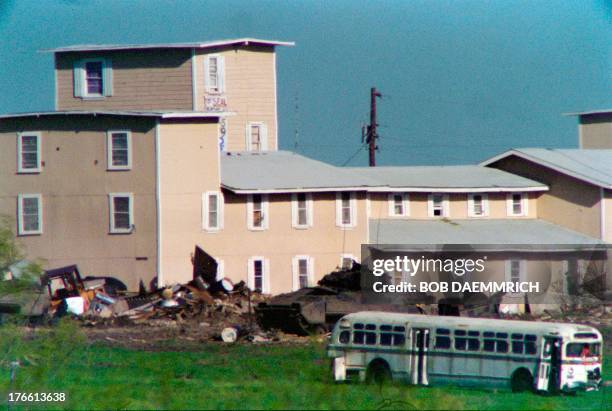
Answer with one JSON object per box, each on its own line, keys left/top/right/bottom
{"left": 370, "top": 256, "right": 540, "bottom": 294}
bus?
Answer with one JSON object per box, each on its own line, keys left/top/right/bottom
{"left": 327, "top": 312, "right": 603, "bottom": 393}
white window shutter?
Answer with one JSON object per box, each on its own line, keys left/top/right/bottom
{"left": 388, "top": 194, "right": 395, "bottom": 216}
{"left": 217, "top": 55, "right": 225, "bottom": 92}
{"left": 291, "top": 256, "right": 299, "bottom": 291}
{"left": 467, "top": 194, "right": 474, "bottom": 217}
{"left": 404, "top": 194, "right": 410, "bottom": 216}
{"left": 307, "top": 193, "right": 314, "bottom": 227}
{"left": 260, "top": 123, "right": 268, "bottom": 151}
{"left": 443, "top": 195, "right": 449, "bottom": 217}
{"left": 246, "top": 195, "right": 253, "bottom": 229}
{"left": 216, "top": 260, "right": 224, "bottom": 281}
{"left": 335, "top": 193, "right": 342, "bottom": 227}
{"left": 291, "top": 194, "right": 298, "bottom": 228}
{"left": 219, "top": 192, "right": 224, "bottom": 229}
{"left": 350, "top": 194, "right": 357, "bottom": 227}
{"left": 504, "top": 260, "right": 511, "bottom": 282}
{"left": 245, "top": 124, "right": 251, "bottom": 151}
{"left": 522, "top": 194, "right": 529, "bottom": 216}
{"left": 73, "top": 60, "right": 83, "bottom": 97}
{"left": 247, "top": 257, "right": 254, "bottom": 289}
{"left": 262, "top": 195, "right": 269, "bottom": 229}
{"left": 264, "top": 258, "right": 271, "bottom": 294}
{"left": 427, "top": 194, "right": 434, "bottom": 217}
{"left": 204, "top": 56, "right": 210, "bottom": 92}
{"left": 308, "top": 257, "right": 315, "bottom": 287}
{"left": 103, "top": 59, "right": 113, "bottom": 96}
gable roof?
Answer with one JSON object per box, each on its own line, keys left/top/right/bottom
{"left": 344, "top": 165, "right": 547, "bottom": 193}
{"left": 564, "top": 109, "right": 612, "bottom": 117}
{"left": 0, "top": 110, "right": 233, "bottom": 120}
{"left": 221, "top": 151, "right": 547, "bottom": 194}
{"left": 44, "top": 38, "right": 294, "bottom": 53}
{"left": 481, "top": 148, "right": 612, "bottom": 189}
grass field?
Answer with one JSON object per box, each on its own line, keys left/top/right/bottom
{"left": 0, "top": 322, "right": 610, "bottom": 410}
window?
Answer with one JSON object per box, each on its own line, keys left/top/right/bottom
{"left": 507, "top": 192, "right": 528, "bottom": 216}
{"left": 292, "top": 256, "right": 313, "bottom": 290}
{"left": 291, "top": 193, "right": 313, "bottom": 228}
{"left": 205, "top": 55, "right": 225, "bottom": 93}
{"left": 17, "top": 132, "right": 41, "bottom": 173}
{"left": 428, "top": 194, "right": 448, "bottom": 217}
{"left": 388, "top": 193, "right": 409, "bottom": 217}
{"left": 506, "top": 260, "right": 525, "bottom": 295}
{"left": 247, "top": 194, "right": 269, "bottom": 230}
{"left": 248, "top": 257, "right": 269, "bottom": 293}
{"left": 468, "top": 194, "right": 488, "bottom": 217}
{"left": 17, "top": 194, "right": 42, "bottom": 235}
{"left": 336, "top": 192, "right": 356, "bottom": 228}
{"left": 106, "top": 131, "right": 131, "bottom": 170}
{"left": 339, "top": 331, "right": 350, "bottom": 344}
{"left": 109, "top": 193, "right": 133, "bottom": 234}
{"left": 340, "top": 254, "right": 356, "bottom": 270}
{"left": 73, "top": 58, "right": 112, "bottom": 98}
{"left": 246, "top": 122, "right": 268, "bottom": 151}
{"left": 203, "top": 191, "right": 223, "bottom": 231}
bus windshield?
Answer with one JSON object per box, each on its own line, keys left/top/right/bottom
{"left": 566, "top": 342, "right": 600, "bottom": 358}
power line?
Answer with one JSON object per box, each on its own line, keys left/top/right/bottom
{"left": 341, "top": 143, "right": 367, "bottom": 166}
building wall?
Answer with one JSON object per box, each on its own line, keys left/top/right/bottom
{"left": 55, "top": 50, "right": 193, "bottom": 111}
{"left": 158, "top": 119, "right": 221, "bottom": 285}
{"left": 194, "top": 46, "right": 277, "bottom": 151}
{"left": 197, "top": 191, "right": 367, "bottom": 294}
{"left": 488, "top": 156, "right": 602, "bottom": 239}
{"left": 0, "top": 116, "right": 158, "bottom": 289}
{"left": 579, "top": 113, "right": 612, "bottom": 149}
{"left": 367, "top": 192, "right": 538, "bottom": 220}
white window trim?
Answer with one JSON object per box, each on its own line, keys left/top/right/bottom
{"left": 247, "top": 194, "right": 269, "bottom": 230}
{"left": 292, "top": 255, "right": 314, "bottom": 291}
{"left": 506, "top": 192, "right": 528, "bottom": 217}
{"left": 336, "top": 192, "right": 357, "bottom": 228}
{"left": 245, "top": 122, "right": 268, "bottom": 151}
{"left": 427, "top": 194, "right": 449, "bottom": 217}
{"left": 291, "top": 193, "right": 313, "bottom": 229}
{"left": 202, "top": 191, "right": 224, "bottom": 232}
{"left": 106, "top": 130, "right": 132, "bottom": 170}
{"left": 216, "top": 259, "right": 225, "bottom": 281}
{"left": 340, "top": 254, "right": 357, "bottom": 270}
{"left": 467, "top": 193, "right": 489, "bottom": 217}
{"left": 505, "top": 259, "right": 526, "bottom": 296}
{"left": 108, "top": 192, "right": 134, "bottom": 234}
{"left": 17, "top": 194, "right": 43, "bottom": 235}
{"left": 388, "top": 193, "right": 410, "bottom": 217}
{"left": 248, "top": 256, "right": 270, "bottom": 293}
{"left": 204, "top": 54, "right": 225, "bottom": 93}
{"left": 17, "top": 132, "right": 42, "bottom": 173}
{"left": 81, "top": 58, "right": 106, "bottom": 98}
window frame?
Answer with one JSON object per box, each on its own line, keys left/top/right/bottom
{"left": 292, "top": 255, "right": 314, "bottom": 291}
{"left": 467, "top": 193, "right": 489, "bottom": 217}
{"left": 202, "top": 191, "right": 224, "bottom": 231}
{"left": 247, "top": 194, "right": 269, "bottom": 230}
{"left": 17, "top": 194, "right": 43, "bottom": 236}
{"left": 507, "top": 192, "right": 528, "bottom": 216}
{"left": 505, "top": 259, "right": 526, "bottom": 296}
{"left": 291, "top": 193, "right": 313, "bottom": 229}
{"left": 204, "top": 54, "right": 225, "bottom": 93}
{"left": 108, "top": 192, "right": 134, "bottom": 234}
{"left": 335, "top": 192, "right": 357, "bottom": 228}
{"left": 245, "top": 122, "right": 268, "bottom": 152}
{"left": 428, "top": 193, "right": 449, "bottom": 217}
{"left": 81, "top": 58, "right": 106, "bottom": 98}
{"left": 248, "top": 256, "right": 269, "bottom": 293}
{"left": 106, "top": 130, "right": 132, "bottom": 171}
{"left": 340, "top": 254, "right": 356, "bottom": 270}
{"left": 17, "top": 132, "right": 42, "bottom": 173}
{"left": 388, "top": 192, "right": 409, "bottom": 217}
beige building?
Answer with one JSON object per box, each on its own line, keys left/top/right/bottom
{"left": 566, "top": 109, "right": 612, "bottom": 149}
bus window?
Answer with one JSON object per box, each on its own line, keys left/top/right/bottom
{"left": 455, "top": 338, "right": 467, "bottom": 350}
{"left": 380, "top": 325, "right": 392, "bottom": 332}
{"left": 365, "top": 324, "right": 377, "bottom": 331}
{"left": 455, "top": 330, "right": 466, "bottom": 336}
{"left": 496, "top": 332, "right": 508, "bottom": 339}
{"left": 354, "top": 323, "right": 364, "bottom": 330}
{"left": 365, "top": 332, "right": 376, "bottom": 345}
{"left": 353, "top": 331, "right": 365, "bottom": 344}
{"left": 435, "top": 336, "right": 451, "bottom": 349}
{"left": 511, "top": 333, "right": 523, "bottom": 340}
{"left": 483, "top": 339, "right": 495, "bottom": 352}
{"left": 380, "top": 333, "right": 392, "bottom": 346}
{"left": 566, "top": 343, "right": 600, "bottom": 358}
{"left": 512, "top": 341, "right": 524, "bottom": 354}
{"left": 394, "top": 334, "right": 406, "bottom": 346}
{"left": 437, "top": 328, "right": 450, "bottom": 335}
{"left": 574, "top": 333, "right": 597, "bottom": 339}
{"left": 468, "top": 339, "right": 479, "bottom": 351}
{"left": 525, "top": 334, "right": 537, "bottom": 342}
{"left": 497, "top": 340, "right": 508, "bottom": 353}
{"left": 468, "top": 331, "right": 480, "bottom": 337}
{"left": 393, "top": 326, "right": 406, "bottom": 333}
{"left": 483, "top": 331, "right": 495, "bottom": 338}
{"left": 525, "top": 341, "right": 537, "bottom": 355}
{"left": 339, "top": 331, "right": 350, "bottom": 344}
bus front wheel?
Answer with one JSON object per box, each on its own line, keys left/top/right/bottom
{"left": 511, "top": 369, "right": 533, "bottom": 393}
{"left": 366, "top": 359, "right": 392, "bottom": 385}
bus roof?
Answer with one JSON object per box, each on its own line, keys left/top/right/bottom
{"left": 340, "top": 312, "right": 601, "bottom": 338}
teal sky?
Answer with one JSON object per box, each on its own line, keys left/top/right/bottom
{"left": 0, "top": 0, "right": 610, "bottom": 166}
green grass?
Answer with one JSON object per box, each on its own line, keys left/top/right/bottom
{"left": 0, "top": 322, "right": 610, "bottom": 410}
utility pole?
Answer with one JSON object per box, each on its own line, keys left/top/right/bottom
{"left": 367, "top": 87, "right": 382, "bottom": 167}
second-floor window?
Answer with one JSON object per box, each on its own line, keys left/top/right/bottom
{"left": 388, "top": 193, "right": 409, "bottom": 217}
{"left": 246, "top": 122, "right": 268, "bottom": 151}
{"left": 18, "top": 194, "right": 42, "bottom": 235}
{"left": 468, "top": 193, "right": 489, "bottom": 217}
{"left": 17, "top": 132, "right": 41, "bottom": 173}
{"left": 292, "top": 193, "right": 313, "bottom": 228}
{"left": 428, "top": 194, "right": 449, "bottom": 217}
{"left": 107, "top": 131, "right": 132, "bottom": 170}
{"left": 109, "top": 193, "right": 133, "bottom": 234}
{"left": 507, "top": 193, "right": 527, "bottom": 216}
{"left": 74, "top": 58, "right": 112, "bottom": 98}
{"left": 202, "top": 191, "right": 223, "bottom": 231}
{"left": 247, "top": 194, "right": 269, "bottom": 230}
{"left": 336, "top": 192, "right": 356, "bottom": 228}
{"left": 205, "top": 55, "right": 225, "bottom": 93}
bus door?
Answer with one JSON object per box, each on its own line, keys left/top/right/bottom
{"left": 411, "top": 328, "right": 430, "bottom": 385}
{"left": 537, "top": 336, "right": 561, "bottom": 392}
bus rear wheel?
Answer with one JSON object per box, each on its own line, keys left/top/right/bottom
{"left": 366, "top": 359, "right": 392, "bottom": 385}
{"left": 511, "top": 369, "right": 533, "bottom": 393}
